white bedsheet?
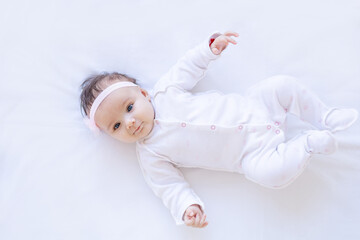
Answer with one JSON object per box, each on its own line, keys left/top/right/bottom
{"left": 1, "top": 0, "right": 359, "bottom": 239}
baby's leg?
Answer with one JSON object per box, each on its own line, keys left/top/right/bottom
{"left": 246, "top": 75, "right": 358, "bottom": 132}
{"left": 241, "top": 130, "right": 337, "bottom": 189}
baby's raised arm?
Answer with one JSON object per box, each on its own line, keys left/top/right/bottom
{"left": 154, "top": 31, "right": 238, "bottom": 93}
{"left": 136, "top": 146, "right": 205, "bottom": 225}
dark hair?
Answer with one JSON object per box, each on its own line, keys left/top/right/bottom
{"left": 80, "top": 72, "right": 137, "bottom": 116}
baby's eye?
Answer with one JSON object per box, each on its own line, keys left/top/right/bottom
{"left": 127, "top": 104, "right": 133, "bottom": 112}
{"left": 114, "top": 122, "right": 120, "bottom": 130}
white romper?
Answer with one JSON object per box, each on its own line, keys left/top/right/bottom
{"left": 136, "top": 35, "right": 331, "bottom": 225}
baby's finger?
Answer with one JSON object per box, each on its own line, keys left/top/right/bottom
{"left": 196, "top": 214, "right": 202, "bottom": 227}
{"left": 184, "top": 217, "right": 195, "bottom": 226}
{"left": 224, "top": 31, "right": 239, "bottom": 37}
{"left": 189, "top": 210, "right": 194, "bottom": 218}
{"left": 202, "top": 221, "right": 209, "bottom": 228}
{"left": 225, "top": 36, "right": 237, "bottom": 45}
{"left": 194, "top": 212, "right": 201, "bottom": 227}
{"left": 200, "top": 214, "right": 207, "bottom": 226}
{"left": 211, "top": 47, "right": 220, "bottom": 55}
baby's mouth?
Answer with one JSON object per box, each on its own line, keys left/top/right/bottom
{"left": 133, "top": 123, "right": 142, "bottom": 135}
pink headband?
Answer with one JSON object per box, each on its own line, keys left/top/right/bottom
{"left": 84, "top": 81, "right": 138, "bottom": 134}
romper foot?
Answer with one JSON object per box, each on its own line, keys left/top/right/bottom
{"left": 322, "top": 108, "right": 359, "bottom": 133}
{"left": 305, "top": 130, "right": 338, "bottom": 154}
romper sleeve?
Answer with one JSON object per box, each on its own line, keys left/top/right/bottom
{"left": 153, "top": 32, "right": 222, "bottom": 94}
{"left": 136, "top": 145, "right": 204, "bottom": 225}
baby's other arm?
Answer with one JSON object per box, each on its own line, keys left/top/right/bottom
{"left": 137, "top": 146, "right": 205, "bottom": 225}
{"left": 183, "top": 204, "right": 208, "bottom": 228}
{"left": 155, "top": 31, "right": 237, "bottom": 92}
{"left": 210, "top": 31, "right": 239, "bottom": 55}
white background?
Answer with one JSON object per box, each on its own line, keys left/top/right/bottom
{"left": 1, "top": 0, "right": 360, "bottom": 239}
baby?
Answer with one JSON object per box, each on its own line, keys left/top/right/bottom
{"left": 80, "top": 31, "right": 358, "bottom": 228}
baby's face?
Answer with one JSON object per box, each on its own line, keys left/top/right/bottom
{"left": 94, "top": 86, "right": 155, "bottom": 143}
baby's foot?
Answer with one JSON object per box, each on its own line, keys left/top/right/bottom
{"left": 305, "top": 130, "right": 338, "bottom": 154}
{"left": 323, "top": 108, "right": 358, "bottom": 132}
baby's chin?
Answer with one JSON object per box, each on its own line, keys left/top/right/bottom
{"left": 114, "top": 131, "right": 150, "bottom": 143}
{"left": 112, "top": 135, "right": 138, "bottom": 144}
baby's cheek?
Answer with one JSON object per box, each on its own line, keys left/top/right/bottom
{"left": 111, "top": 132, "right": 125, "bottom": 142}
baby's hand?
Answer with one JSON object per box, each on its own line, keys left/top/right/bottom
{"left": 183, "top": 204, "right": 208, "bottom": 228}
{"left": 210, "top": 31, "right": 239, "bottom": 55}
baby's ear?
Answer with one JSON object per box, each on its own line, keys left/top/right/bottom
{"left": 140, "top": 88, "right": 151, "bottom": 101}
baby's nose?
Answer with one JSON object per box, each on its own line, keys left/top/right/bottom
{"left": 126, "top": 118, "right": 135, "bottom": 129}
